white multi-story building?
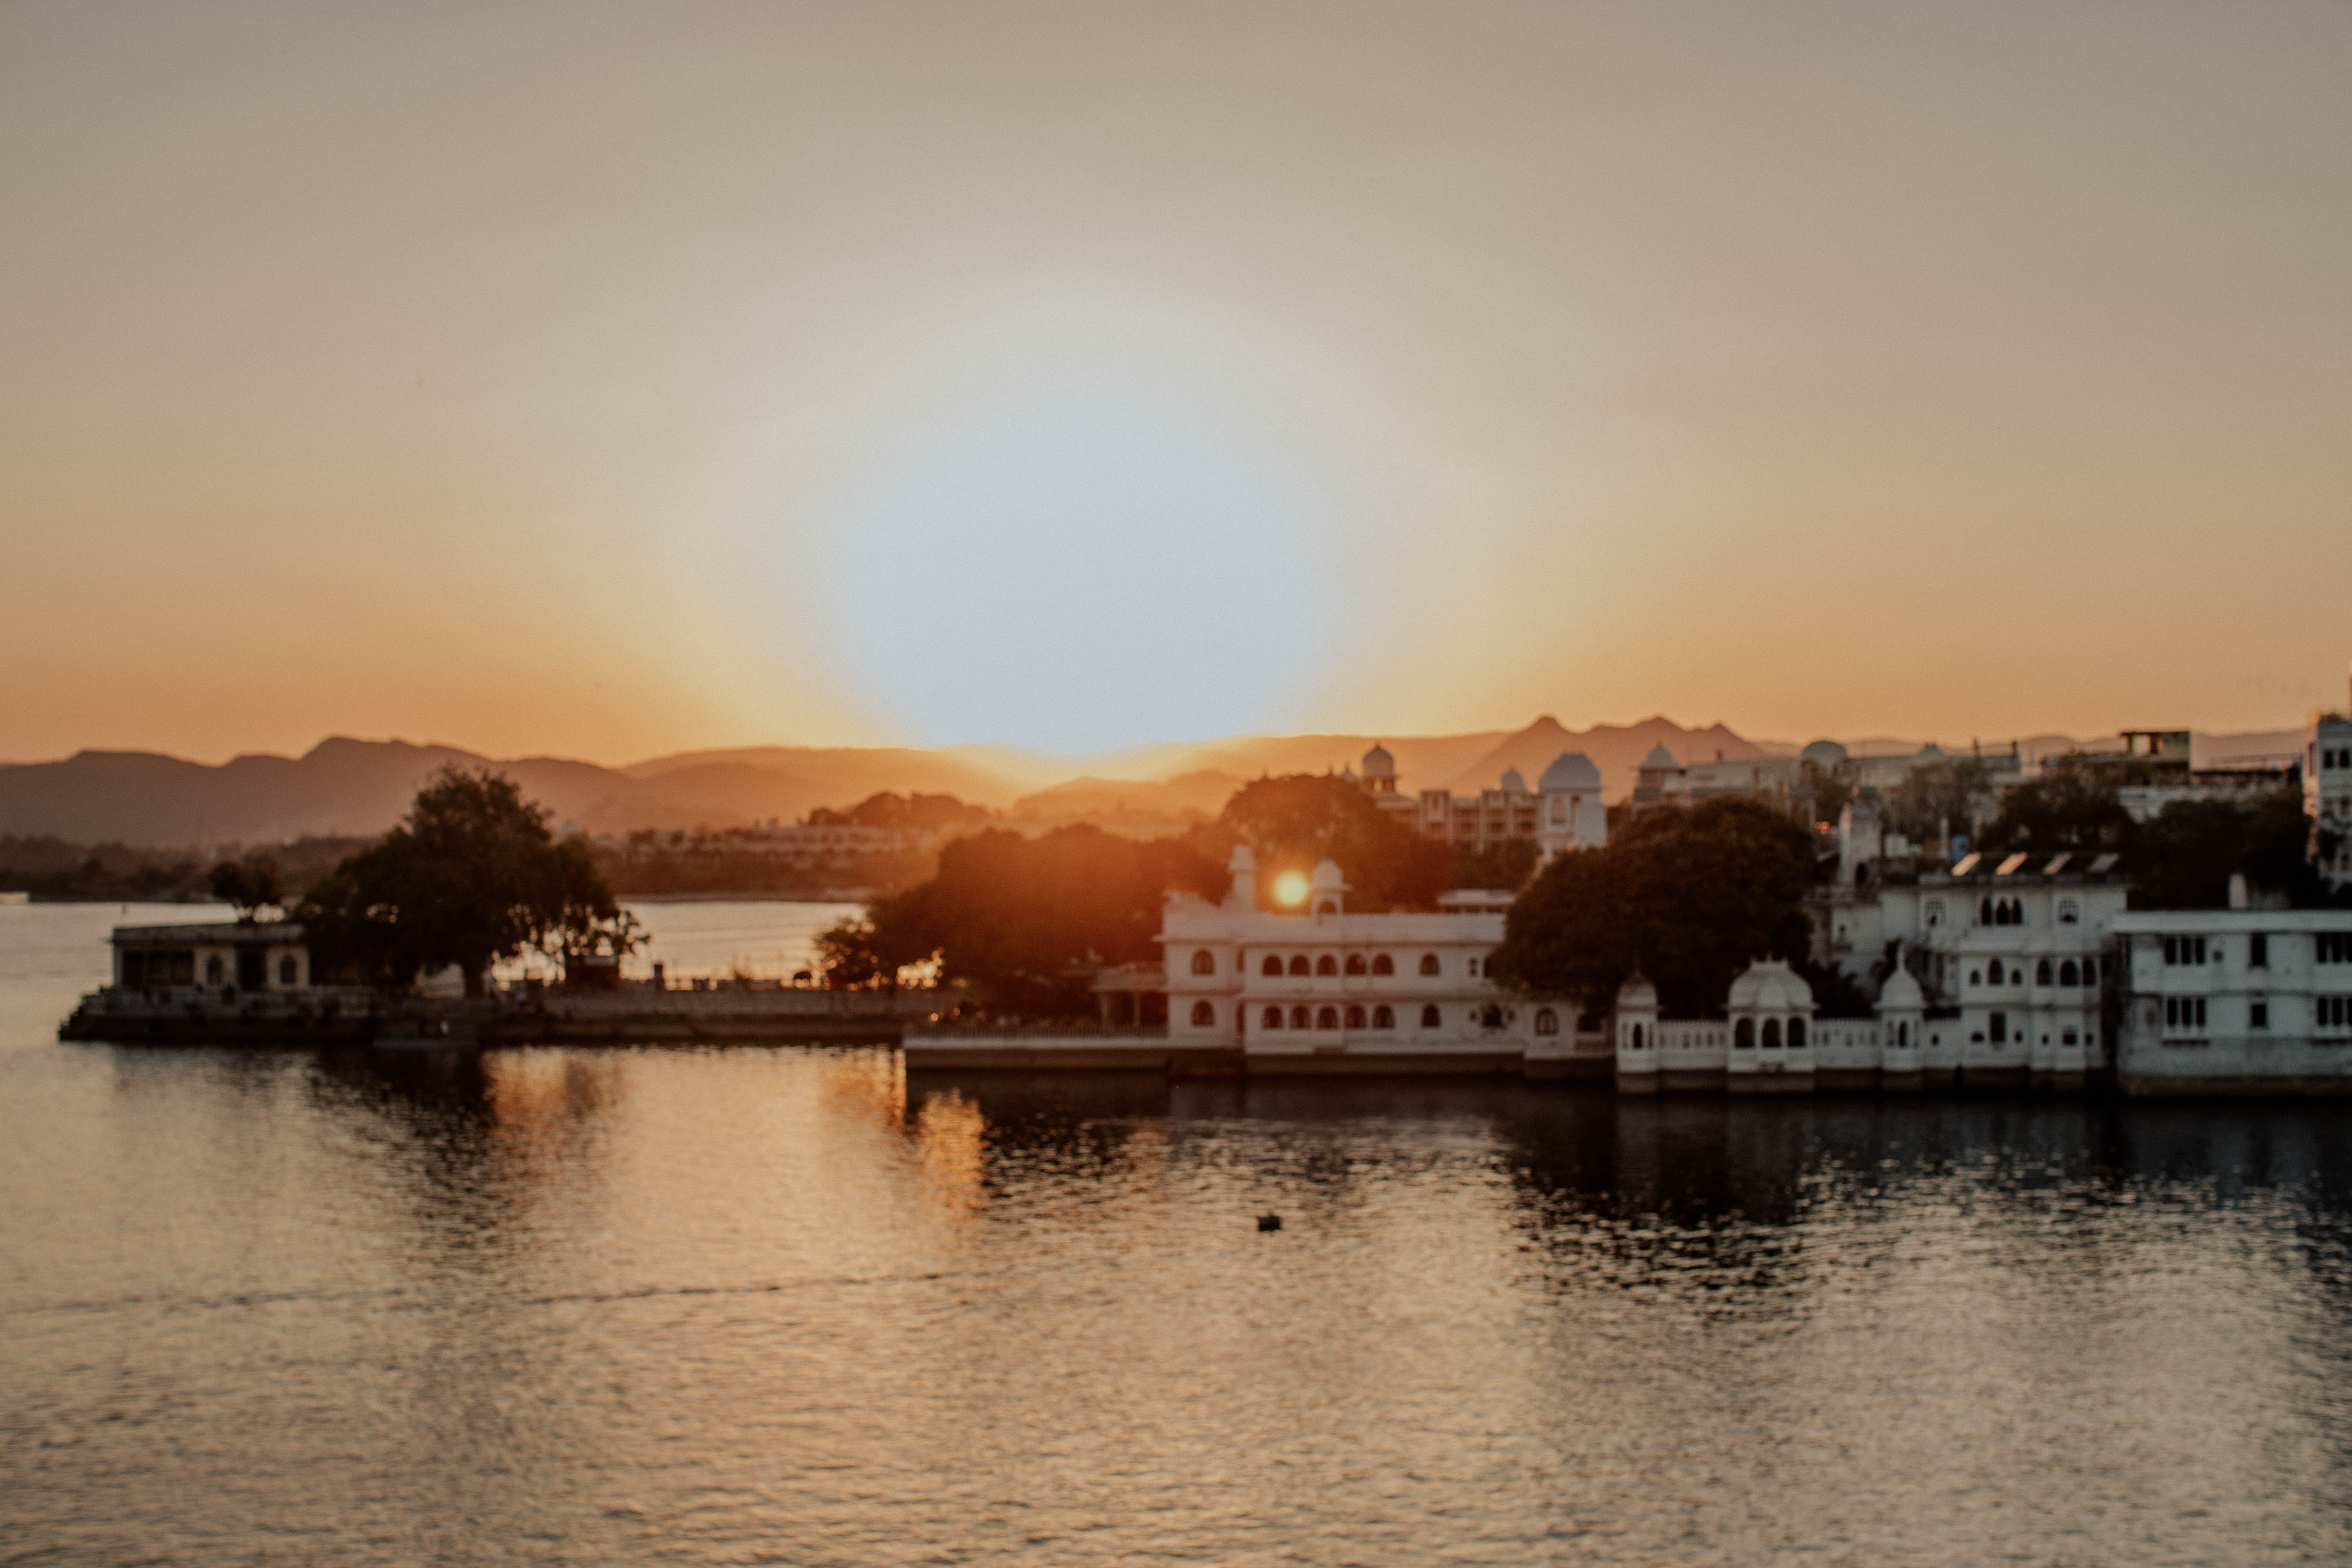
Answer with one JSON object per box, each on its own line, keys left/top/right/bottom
{"left": 2111, "top": 911, "right": 2352, "bottom": 1095}
{"left": 1359, "top": 743, "right": 1606, "bottom": 861}
{"left": 2308, "top": 703, "right": 2352, "bottom": 889}
{"left": 1158, "top": 846, "right": 1608, "bottom": 1076}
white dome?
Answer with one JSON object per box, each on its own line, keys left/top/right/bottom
{"left": 1361, "top": 743, "right": 1395, "bottom": 779}
{"left": 1499, "top": 767, "right": 1528, "bottom": 795}
{"left": 1801, "top": 739, "right": 1849, "bottom": 766}
{"left": 1876, "top": 968, "right": 1924, "bottom": 1010}
{"left": 1642, "top": 745, "right": 1679, "bottom": 770}
{"left": 1615, "top": 971, "right": 1657, "bottom": 1010}
{"left": 1310, "top": 858, "right": 1347, "bottom": 890}
{"left": 1727, "top": 958, "right": 1814, "bottom": 1013}
{"left": 1540, "top": 751, "right": 1601, "bottom": 791}
{"left": 1915, "top": 742, "right": 1946, "bottom": 760}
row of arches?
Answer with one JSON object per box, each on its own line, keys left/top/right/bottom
{"left": 1733, "top": 1017, "right": 1807, "bottom": 1049}
{"left": 1976, "top": 957, "right": 2097, "bottom": 987}
{"left": 1243, "top": 1002, "right": 1410, "bottom": 1030}
{"left": 1980, "top": 896, "right": 2025, "bottom": 926}
{"left": 1218, "top": 1002, "right": 1526, "bottom": 1032}
{"left": 1193, "top": 949, "right": 1454, "bottom": 978}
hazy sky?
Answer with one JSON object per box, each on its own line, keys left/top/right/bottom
{"left": 5, "top": 0, "right": 2348, "bottom": 763}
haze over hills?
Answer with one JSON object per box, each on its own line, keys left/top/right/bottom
{"left": 0, "top": 719, "right": 2314, "bottom": 850}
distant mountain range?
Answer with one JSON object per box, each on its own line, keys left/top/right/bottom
{"left": 0, "top": 719, "right": 2311, "bottom": 850}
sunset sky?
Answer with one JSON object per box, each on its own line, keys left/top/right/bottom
{"left": 4, "top": 1, "right": 2348, "bottom": 764}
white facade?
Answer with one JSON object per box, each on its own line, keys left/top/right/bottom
{"left": 112, "top": 922, "right": 310, "bottom": 993}
{"left": 1160, "top": 845, "right": 1586, "bottom": 1071}
{"left": 1368, "top": 743, "right": 1605, "bottom": 861}
{"left": 2112, "top": 911, "right": 2352, "bottom": 1094}
{"left": 2309, "top": 710, "right": 2352, "bottom": 889}
{"left": 1612, "top": 960, "right": 1827, "bottom": 1094}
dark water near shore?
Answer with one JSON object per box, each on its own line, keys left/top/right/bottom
{"left": 8, "top": 905, "right": 2352, "bottom": 1565}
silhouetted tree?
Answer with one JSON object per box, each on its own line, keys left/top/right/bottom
{"left": 208, "top": 854, "right": 285, "bottom": 920}
{"left": 1452, "top": 836, "right": 1541, "bottom": 893}
{"left": 1978, "top": 768, "right": 2134, "bottom": 856}
{"left": 1216, "top": 773, "right": 1450, "bottom": 911}
{"left": 1487, "top": 797, "right": 1816, "bottom": 1018}
{"left": 862, "top": 824, "right": 1225, "bottom": 1014}
{"left": 1884, "top": 759, "right": 1994, "bottom": 846}
{"left": 298, "top": 768, "right": 639, "bottom": 996}
{"left": 2127, "top": 791, "right": 2336, "bottom": 909}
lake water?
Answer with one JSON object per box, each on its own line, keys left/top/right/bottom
{"left": 7, "top": 901, "right": 2352, "bottom": 1565}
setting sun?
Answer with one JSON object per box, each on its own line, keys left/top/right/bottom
{"left": 1272, "top": 871, "right": 1311, "bottom": 907}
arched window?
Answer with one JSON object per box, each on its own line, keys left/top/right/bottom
{"left": 1261, "top": 956, "right": 1283, "bottom": 977}
{"left": 1988, "top": 959, "right": 2006, "bottom": 985}
{"left": 1373, "top": 1004, "right": 1394, "bottom": 1028}
{"left": 2058, "top": 960, "right": 2079, "bottom": 987}
{"left": 1896, "top": 1021, "right": 1909, "bottom": 1047}
{"left": 1345, "top": 1005, "right": 1365, "bottom": 1029}
{"left": 205, "top": 955, "right": 224, "bottom": 986}
{"left": 1291, "top": 1005, "right": 1312, "bottom": 1029}
{"left": 1288, "top": 955, "right": 1311, "bottom": 976}
{"left": 1980, "top": 896, "right": 1995, "bottom": 924}
{"left": 1481, "top": 1004, "right": 1503, "bottom": 1029}
{"left": 1191, "top": 1001, "right": 1215, "bottom": 1027}
{"left": 2082, "top": 957, "right": 2097, "bottom": 984}
{"left": 1970, "top": 970, "right": 1982, "bottom": 986}
{"left": 1191, "top": 950, "right": 1216, "bottom": 976}
{"left": 1419, "top": 1003, "right": 1441, "bottom": 1028}
{"left": 1926, "top": 900, "right": 1945, "bottom": 927}
{"left": 1762, "top": 1018, "right": 1782, "bottom": 1049}
{"left": 2058, "top": 898, "right": 2080, "bottom": 925}
{"left": 1734, "top": 1018, "right": 1755, "bottom": 1049}
{"left": 1788, "top": 1018, "right": 1806, "bottom": 1049}
{"left": 1632, "top": 1022, "right": 1645, "bottom": 1049}
{"left": 2036, "top": 959, "right": 2053, "bottom": 985}
{"left": 277, "top": 956, "right": 297, "bottom": 986}
{"left": 1345, "top": 953, "right": 1366, "bottom": 976}
{"left": 1316, "top": 955, "right": 1337, "bottom": 976}
{"left": 1263, "top": 1006, "right": 1283, "bottom": 1029}
{"left": 1316, "top": 1006, "right": 1339, "bottom": 1030}
{"left": 1372, "top": 953, "right": 1394, "bottom": 976}
{"left": 1534, "top": 1008, "right": 1559, "bottom": 1036}
{"left": 1419, "top": 953, "right": 1441, "bottom": 976}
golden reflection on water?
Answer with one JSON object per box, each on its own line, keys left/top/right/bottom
{"left": 10, "top": 1034, "right": 2352, "bottom": 1567}
{"left": 911, "top": 1088, "right": 987, "bottom": 1219}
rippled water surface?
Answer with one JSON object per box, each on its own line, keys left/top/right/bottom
{"left": 8, "top": 902, "right": 2352, "bottom": 1565}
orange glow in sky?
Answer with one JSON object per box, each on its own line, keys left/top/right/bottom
{"left": 3, "top": 3, "right": 2349, "bottom": 764}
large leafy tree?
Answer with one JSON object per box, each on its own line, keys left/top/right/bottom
{"left": 1487, "top": 797, "right": 1816, "bottom": 1018}
{"left": 299, "top": 768, "right": 638, "bottom": 996}
{"left": 2128, "top": 791, "right": 2337, "bottom": 909}
{"left": 1884, "top": 759, "right": 1995, "bottom": 846}
{"left": 1216, "top": 773, "right": 1451, "bottom": 911}
{"left": 844, "top": 824, "right": 1226, "bottom": 1014}
{"left": 208, "top": 853, "right": 285, "bottom": 920}
{"left": 1976, "top": 768, "right": 2134, "bottom": 856}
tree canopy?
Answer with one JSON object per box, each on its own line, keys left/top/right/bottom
{"left": 1215, "top": 773, "right": 1450, "bottom": 911}
{"left": 840, "top": 824, "right": 1226, "bottom": 1013}
{"left": 1976, "top": 768, "right": 2135, "bottom": 857}
{"left": 1884, "top": 759, "right": 1995, "bottom": 846}
{"left": 1487, "top": 797, "right": 1816, "bottom": 1018}
{"left": 207, "top": 853, "right": 285, "bottom": 920}
{"left": 2127, "top": 791, "right": 2338, "bottom": 909}
{"left": 298, "top": 768, "right": 639, "bottom": 996}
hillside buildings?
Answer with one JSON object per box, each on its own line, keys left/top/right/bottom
{"left": 1358, "top": 742, "right": 1608, "bottom": 860}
